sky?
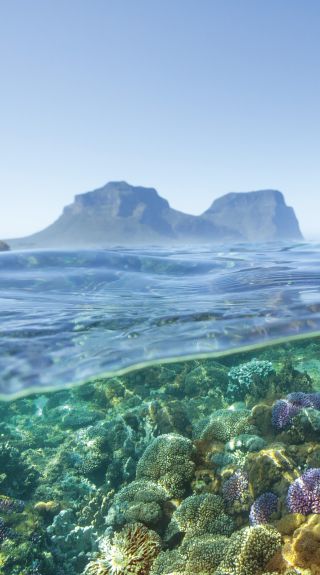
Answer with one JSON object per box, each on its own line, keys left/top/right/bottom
{"left": 0, "top": 0, "right": 320, "bottom": 239}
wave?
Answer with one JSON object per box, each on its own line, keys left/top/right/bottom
{"left": 1, "top": 242, "right": 320, "bottom": 396}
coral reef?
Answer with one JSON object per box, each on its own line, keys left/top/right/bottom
{"left": 0, "top": 339, "right": 319, "bottom": 573}
{"left": 106, "top": 480, "right": 169, "bottom": 530}
{"left": 47, "top": 508, "right": 98, "bottom": 573}
{"left": 282, "top": 514, "right": 320, "bottom": 573}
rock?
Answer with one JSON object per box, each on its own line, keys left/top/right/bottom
{"left": 203, "top": 189, "right": 302, "bottom": 241}
{"left": 0, "top": 240, "right": 9, "bottom": 251}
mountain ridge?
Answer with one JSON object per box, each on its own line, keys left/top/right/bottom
{"left": 7, "top": 181, "right": 303, "bottom": 248}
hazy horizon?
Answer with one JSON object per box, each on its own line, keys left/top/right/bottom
{"left": 1, "top": 0, "right": 320, "bottom": 239}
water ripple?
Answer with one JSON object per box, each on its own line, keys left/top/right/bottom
{"left": 1, "top": 242, "right": 320, "bottom": 396}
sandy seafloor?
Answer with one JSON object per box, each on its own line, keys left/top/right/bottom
{"left": 1, "top": 336, "right": 320, "bottom": 574}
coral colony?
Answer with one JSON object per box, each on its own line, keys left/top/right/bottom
{"left": 287, "top": 468, "right": 320, "bottom": 514}
{"left": 222, "top": 471, "right": 249, "bottom": 503}
{"left": 1, "top": 347, "right": 320, "bottom": 573}
{"left": 272, "top": 392, "right": 320, "bottom": 430}
{"left": 249, "top": 492, "right": 278, "bottom": 526}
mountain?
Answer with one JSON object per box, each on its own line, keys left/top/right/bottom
{"left": 202, "top": 189, "right": 303, "bottom": 242}
{"left": 8, "top": 182, "right": 303, "bottom": 248}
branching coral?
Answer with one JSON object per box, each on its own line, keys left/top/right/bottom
{"left": 106, "top": 479, "right": 169, "bottom": 529}
{"left": 222, "top": 471, "right": 249, "bottom": 504}
{"left": 287, "top": 468, "right": 320, "bottom": 514}
{"left": 227, "top": 359, "right": 274, "bottom": 401}
{"left": 136, "top": 434, "right": 195, "bottom": 498}
{"left": 166, "top": 493, "right": 234, "bottom": 543}
{"left": 150, "top": 536, "right": 230, "bottom": 575}
{"left": 215, "top": 524, "right": 282, "bottom": 575}
{"left": 84, "top": 523, "right": 161, "bottom": 575}
{"left": 249, "top": 492, "right": 278, "bottom": 526}
{"left": 272, "top": 392, "right": 320, "bottom": 431}
{"left": 197, "top": 409, "right": 256, "bottom": 443}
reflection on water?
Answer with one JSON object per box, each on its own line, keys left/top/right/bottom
{"left": 0, "top": 336, "right": 320, "bottom": 573}
{"left": 1, "top": 242, "right": 320, "bottom": 396}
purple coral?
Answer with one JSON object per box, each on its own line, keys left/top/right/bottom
{"left": 0, "top": 518, "right": 10, "bottom": 543}
{"left": 0, "top": 497, "right": 24, "bottom": 514}
{"left": 272, "top": 392, "right": 320, "bottom": 431}
{"left": 249, "top": 492, "right": 278, "bottom": 525}
{"left": 287, "top": 468, "right": 320, "bottom": 514}
{"left": 271, "top": 399, "right": 300, "bottom": 430}
{"left": 287, "top": 392, "right": 320, "bottom": 410}
{"left": 222, "top": 470, "right": 249, "bottom": 503}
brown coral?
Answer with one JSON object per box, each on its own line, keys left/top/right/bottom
{"left": 245, "top": 445, "right": 298, "bottom": 497}
{"left": 84, "top": 522, "right": 161, "bottom": 575}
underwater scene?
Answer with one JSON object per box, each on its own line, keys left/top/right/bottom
{"left": 2, "top": 244, "right": 320, "bottom": 575}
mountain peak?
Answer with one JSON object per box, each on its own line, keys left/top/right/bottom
{"left": 8, "top": 183, "right": 303, "bottom": 248}
{"left": 204, "top": 188, "right": 302, "bottom": 241}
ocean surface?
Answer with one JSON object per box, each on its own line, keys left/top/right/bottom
{"left": 1, "top": 241, "right": 320, "bottom": 397}
{"left": 1, "top": 242, "right": 320, "bottom": 575}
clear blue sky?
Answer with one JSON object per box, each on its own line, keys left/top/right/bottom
{"left": 1, "top": 0, "right": 320, "bottom": 238}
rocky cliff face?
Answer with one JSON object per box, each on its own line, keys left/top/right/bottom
{"left": 8, "top": 183, "right": 303, "bottom": 248}
{"left": 203, "top": 189, "right": 303, "bottom": 242}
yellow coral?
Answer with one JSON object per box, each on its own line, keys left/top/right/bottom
{"left": 282, "top": 514, "right": 320, "bottom": 574}
{"left": 273, "top": 513, "right": 306, "bottom": 536}
{"left": 245, "top": 446, "right": 298, "bottom": 497}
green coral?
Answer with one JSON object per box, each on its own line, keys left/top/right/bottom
{"left": 150, "top": 535, "right": 229, "bottom": 575}
{"left": 227, "top": 359, "right": 275, "bottom": 402}
{"left": 181, "top": 535, "right": 229, "bottom": 572}
{"left": 136, "top": 434, "right": 195, "bottom": 498}
{"left": 215, "top": 524, "right": 281, "bottom": 575}
{"left": 0, "top": 441, "right": 39, "bottom": 498}
{"left": 197, "top": 409, "right": 256, "bottom": 443}
{"left": 110, "top": 479, "right": 169, "bottom": 528}
{"left": 0, "top": 531, "right": 54, "bottom": 575}
{"left": 166, "top": 493, "right": 234, "bottom": 543}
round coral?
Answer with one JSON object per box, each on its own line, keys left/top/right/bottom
{"left": 282, "top": 514, "right": 320, "bottom": 573}
{"left": 222, "top": 470, "right": 249, "bottom": 504}
{"left": 271, "top": 399, "right": 299, "bottom": 431}
{"left": 166, "top": 493, "right": 234, "bottom": 542}
{"left": 287, "top": 392, "right": 320, "bottom": 409}
{"left": 249, "top": 492, "right": 278, "bottom": 526}
{"left": 215, "top": 524, "right": 281, "bottom": 575}
{"left": 136, "top": 434, "right": 195, "bottom": 498}
{"left": 84, "top": 523, "right": 161, "bottom": 575}
{"left": 287, "top": 468, "right": 320, "bottom": 514}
